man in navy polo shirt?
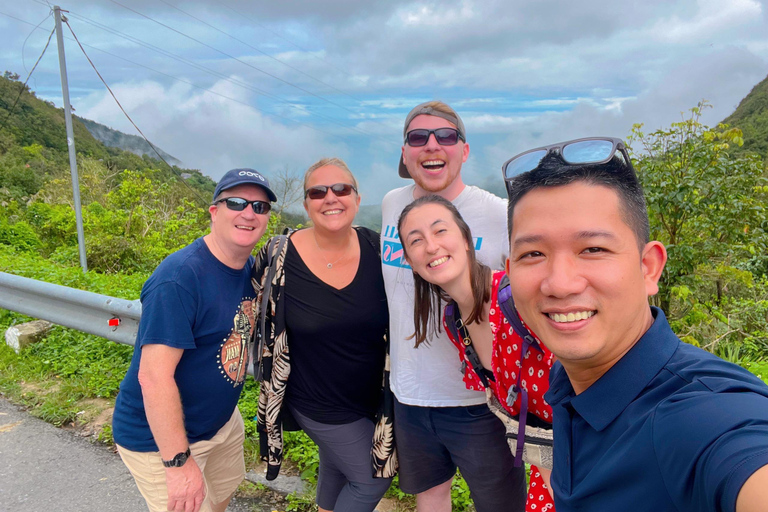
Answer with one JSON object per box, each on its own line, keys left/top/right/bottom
{"left": 502, "top": 139, "right": 768, "bottom": 512}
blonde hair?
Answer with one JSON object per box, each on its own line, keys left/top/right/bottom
{"left": 303, "top": 157, "right": 359, "bottom": 193}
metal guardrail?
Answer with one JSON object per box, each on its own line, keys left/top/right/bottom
{"left": 0, "top": 271, "right": 141, "bottom": 346}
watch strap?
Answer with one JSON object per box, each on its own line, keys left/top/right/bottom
{"left": 162, "top": 448, "right": 191, "bottom": 468}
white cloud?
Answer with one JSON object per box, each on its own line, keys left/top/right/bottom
{"left": 650, "top": 0, "right": 762, "bottom": 43}
{"left": 78, "top": 78, "right": 348, "bottom": 181}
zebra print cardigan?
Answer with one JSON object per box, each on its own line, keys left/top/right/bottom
{"left": 251, "top": 227, "right": 397, "bottom": 481}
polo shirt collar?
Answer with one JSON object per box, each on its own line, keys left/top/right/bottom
{"left": 545, "top": 307, "right": 680, "bottom": 431}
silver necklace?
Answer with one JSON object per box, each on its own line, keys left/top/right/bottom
{"left": 313, "top": 232, "right": 348, "bottom": 269}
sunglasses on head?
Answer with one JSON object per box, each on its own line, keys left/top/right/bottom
{"left": 502, "top": 137, "right": 632, "bottom": 192}
{"left": 404, "top": 128, "right": 465, "bottom": 147}
{"left": 304, "top": 183, "right": 358, "bottom": 200}
{"left": 214, "top": 197, "right": 272, "bottom": 215}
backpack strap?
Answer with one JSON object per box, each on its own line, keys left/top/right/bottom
{"left": 444, "top": 302, "right": 492, "bottom": 389}
{"left": 497, "top": 273, "right": 546, "bottom": 467}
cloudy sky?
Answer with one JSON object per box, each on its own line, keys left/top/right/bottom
{"left": 2, "top": 0, "right": 767, "bottom": 203}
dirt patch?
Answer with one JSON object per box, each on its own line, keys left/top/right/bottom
{"left": 19, "top": 380, "right": 59, "bottom": 396}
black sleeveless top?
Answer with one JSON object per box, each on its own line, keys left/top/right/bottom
{"left": 283, "top": 228, "right": 388, "bottom": 424}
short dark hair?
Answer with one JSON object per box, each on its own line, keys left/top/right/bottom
{"left": 506, "top": 152, "right": 650, "bottom": 251}
{"left": 397, "top": 195, "right": 491, "bottom": 348}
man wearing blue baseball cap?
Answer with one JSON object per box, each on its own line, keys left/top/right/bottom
{"left": 113, "top": 168, "right": 276, "bottom": 512}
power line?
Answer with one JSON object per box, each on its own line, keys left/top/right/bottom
{"left": 21, "top": 11, "right": 53, "bottom": 78}
{"left": 0, "top": 23, "right": 56, "bottom": 136}
{"left": 108, "top": 0, "right": 360, "bottom": 117}
{"left": 3, "top": 11, "right": 371, "bottom": 146}
{"left": 158, "top": 0, "right": 360, "bottom": 102}
{"left": 63, "top": 17, "right": 211, "bottom": 207}
{"left": 215, "top": 0, "right": 370, "bottom": 91}
{"left": 64, "top": 10, "right": 375, "bottom": 138}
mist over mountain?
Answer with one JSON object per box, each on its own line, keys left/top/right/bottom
{"left": 75, "top": 116, "right": 182, "bottom": 167}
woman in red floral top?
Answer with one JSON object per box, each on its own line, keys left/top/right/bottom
{"left": 398, "top": 195, "right": 555, "bottom": 512}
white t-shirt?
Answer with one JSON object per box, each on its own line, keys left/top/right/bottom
{"left": 381, "top": 184, "right": 509, "bottom": 406}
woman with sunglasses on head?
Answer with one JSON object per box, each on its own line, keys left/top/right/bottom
{"left": 397, "top": 194, "right": 555, "bottom": 512}
{"left": 252, "top": 157, "right": 394, "bottom": 512}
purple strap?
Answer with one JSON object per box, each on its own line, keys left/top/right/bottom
{"left": 512, "top": 336, "right": 532, "bottom": 467}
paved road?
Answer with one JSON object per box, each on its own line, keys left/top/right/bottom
{"left": 0, "top": 397, "right": 262, "bottom": 512}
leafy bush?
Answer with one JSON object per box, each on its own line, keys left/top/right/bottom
{"left": 0, "top": 219, "right": 41, "bottom": 251}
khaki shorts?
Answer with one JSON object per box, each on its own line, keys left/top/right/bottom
{"left": 117, "top": 407, "right": 246, "bottom": 512}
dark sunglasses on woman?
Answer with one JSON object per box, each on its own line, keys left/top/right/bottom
{"left": 304, "top": 183, "right": 357, "bottom": 200}
{"left": 213, "top": 197, "right": 272, "bottom": 215}
{"left": 404, "top": 128, "right": 465, "bottom": 147}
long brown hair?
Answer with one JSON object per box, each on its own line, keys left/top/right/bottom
{"left": 397, "top": 195, "right": 491, "bottom": 348}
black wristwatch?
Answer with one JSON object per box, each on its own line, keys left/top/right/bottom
{"left": 162, "top": 448, "right": 191, "bottom": 468}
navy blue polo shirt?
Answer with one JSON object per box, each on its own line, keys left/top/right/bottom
{"left": 545, "top": 307, "right": 768, "bottom": 512}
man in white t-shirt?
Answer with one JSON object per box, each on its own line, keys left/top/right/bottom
{"left": 381, "top": 101, "right": 526, "bottom": 512}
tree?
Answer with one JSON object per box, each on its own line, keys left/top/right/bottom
{"left": 270, "top": 165, "right": 304, "bottom": 215}
{"left": 628, "top": 102, "right": 768, "bottom": 314}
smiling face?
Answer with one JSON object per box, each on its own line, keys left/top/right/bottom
{"left": 303, "top": 164, "right": 360, "bottom": 233}
{"left": 401, "top": 115, "right": 469, "bottom": 200}
{"left": 506, "top": 182, "right": 666, "bottom": 389}
{"left": 400, "top": 202, "right": 471, "bottom": 291}
{"left": 209, "top": 183, "right": 270, "bottom": 253}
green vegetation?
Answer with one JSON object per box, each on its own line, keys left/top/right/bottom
{"left": 723, "top": 73, "right": 768, "bottom": 158}
{"left": 1, "top": 70, "right": 767, "bottom": 512}
{"left": 629, "top": 102, "right": 768, "bottom": 364}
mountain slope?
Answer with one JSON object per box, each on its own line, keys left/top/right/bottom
{"left": 722, "top": 73, "right": 768, "bottom": 157}
{"left": 76, "top": 116, "right": 182, "bottom": 166}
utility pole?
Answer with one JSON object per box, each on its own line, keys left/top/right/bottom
{"left": 54, "top": 6, "right": 88, "bottom": 273}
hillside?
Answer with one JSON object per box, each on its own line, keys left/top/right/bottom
{"left": 76, "top": 116, "right": 182, "bottom": 166}
{"left": 722, "top": 73, "right": 768, "bottom": 157}
{"left": 0, "top": 72, "right": 213, "bottom": 203}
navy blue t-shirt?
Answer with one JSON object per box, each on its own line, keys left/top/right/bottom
{"left": 545, "top": 307, "right": 768, "bottom": 512}
{"left": 112, "top": 238, "right": 255, "bottom": 452}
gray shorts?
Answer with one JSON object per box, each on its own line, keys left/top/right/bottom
{"left": 290, "top": 407, "right": 392, "bottom": 512}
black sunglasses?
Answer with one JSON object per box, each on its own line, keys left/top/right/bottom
{"left": 214, "top": 197, "right": 272, "bottom": 215}
{"left": 304, "top": 183, "right": 358, "bottom": 200}
{"left": 404, "top": 128, "right": 465, "bottom": 147}
{"left": 502, "top": 137, "right": 632, "bottom": 193}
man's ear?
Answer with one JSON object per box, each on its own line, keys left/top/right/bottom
{"left": 641, "top": 241, "right": 667, "bottom": 297}
{"left": 505, "top": 256, "right": 511, "bottom": 276}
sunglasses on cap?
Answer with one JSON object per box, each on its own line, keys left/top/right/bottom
{"left": 213, "top": 197, "right": 272, "bottom": 215}
{"left": 404, "top": 128, "right": 465, "bottom": 147}
{"left": 304, "top": 183, "right": 358, "bottom": 200}
{"left": 502, "top": 137, "right": 632, "bottom": 191}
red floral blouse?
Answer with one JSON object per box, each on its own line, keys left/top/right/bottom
{"left": 444, "top": 271, "right": 556, "bottom": 512}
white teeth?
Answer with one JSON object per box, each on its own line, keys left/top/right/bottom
{"left": 236, "top": 225, "right": 254, "bottom": 230}
{"left": 548, "top": 311, "right": 595, "bottom": 323}
{"left": 323, "top": 209, "right": 342, "bottom": 215}
{"left": 428, "top": 256, "right": 449, "bottom": 268}
{"left": 422, "top": 160, "right": 445, "bottom": 168}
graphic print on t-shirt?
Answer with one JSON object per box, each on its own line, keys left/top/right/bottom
{"left": 218, "top": 298, "right": 255, "bottom": 386}
{"left": 381, "top": 224, "right": 483, "bottom": 268}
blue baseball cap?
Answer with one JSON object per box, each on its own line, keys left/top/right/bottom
{"left": 213, "top": 168, "right": 277, "bottom": 202}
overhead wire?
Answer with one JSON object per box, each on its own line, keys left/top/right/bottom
{"left": 3, "top": 12, "right": 370, "bottom": 146}
{"left": 214, "top": 0, "right": 371, "bottom": 91}
{"left": 108, "top": 0, "right": 361, "bottom": 117}
{"left": 64, "top": 10, "right": 378, "bottom": 139}
{"left": 0, "top": 21, "right": 56, "bottom": 136}
{"left": 62, "top": 15, "right": 212, "bottom": 207}
{"left": 157, "top": 0, "right": 360, "bottom": 102}
{"left": 21, "top": 11, "right": 53, "bottom": 79}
